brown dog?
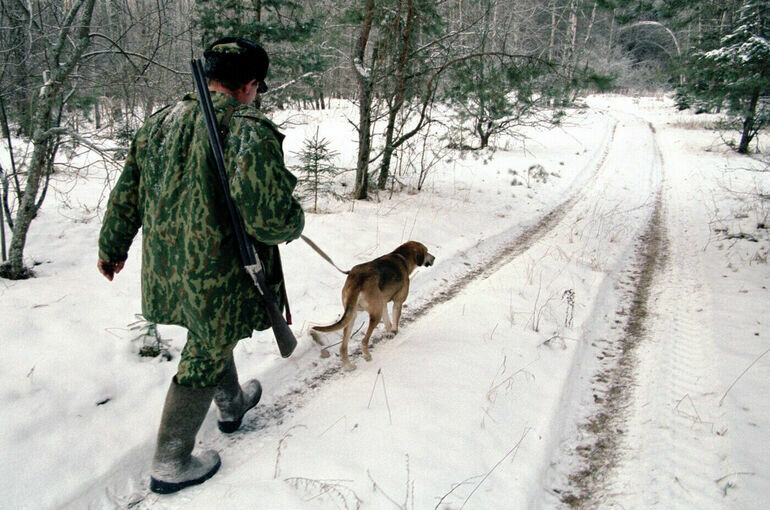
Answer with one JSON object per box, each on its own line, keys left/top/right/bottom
{"left": 311, "top": 241, "right": 435, "bottom": 371}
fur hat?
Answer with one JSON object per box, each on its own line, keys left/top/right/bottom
{"left": 204, "top": 37, "right": 269, "bottom": 92}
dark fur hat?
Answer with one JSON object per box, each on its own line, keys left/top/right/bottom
{"left": 204, "top": 37, "right": 269, "bottom": 92}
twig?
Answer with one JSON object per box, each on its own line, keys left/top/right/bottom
{"left": 368, "top": 461, "right": 409, "bottom": 510}
{"left": 367, "top": 368, "right": 393, "bottom": 424}
{"left": 719, "top": 349, "right": 769, "bottom": 406}
{"left": 674, "top": 394, "right": 702, "bottom": 423}
{"left": 285, "top": 477, "right": 362, "bottom": 510}
{"left": 714, "top": 472, "right": 755, "bottom": 484}
{"left": 274, "top": 425, "right": 307, "bottom": 479}
{"left": 460, "top": 427, "right": 531, "bottom": 509}
{"left": 531, "top": 272, "right": 543, "bottom": 332}
{"left": 434, "top": 476, "right": 483, "bottom": 510}
{"left": 319, "top": 416, "right": 347, "bottom": 437}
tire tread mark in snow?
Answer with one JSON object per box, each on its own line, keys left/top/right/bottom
{"left": 559, "top": 122, "right": 667, "bottom": 508}
{"left": 245, "top": 121, "right": 619, "bottom": 438}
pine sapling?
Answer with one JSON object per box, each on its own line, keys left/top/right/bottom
{"left": 293, "top": 128, "right": 342, "bottom": 213}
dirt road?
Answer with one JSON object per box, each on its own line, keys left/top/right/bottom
{"left": 70, "top": 100, "right": 768, "bottom": 509}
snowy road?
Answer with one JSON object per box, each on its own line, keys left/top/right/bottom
{"left": 7, "top": 96, "right": 766, "bottom": 510}
{"left": 121, "top": 107, "right": 664, "bottom": 508}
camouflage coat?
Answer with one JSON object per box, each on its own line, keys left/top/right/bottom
{"left": 99, "top": 92, "right": 305, "bottom": 341}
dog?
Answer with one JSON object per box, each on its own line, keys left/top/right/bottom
{"left": 311, "top": 241, "right": 435, "bottom": 371}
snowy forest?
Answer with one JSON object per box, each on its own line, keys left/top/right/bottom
{"left": 1, "top": 1, "right": 769, "bottom": 508}
{"left": 1, "top": 0, "right": 768, "bottom": 278}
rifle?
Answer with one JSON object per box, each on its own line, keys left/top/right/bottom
{"left": 190, "top": 58, "right": 297, "bottom": 358}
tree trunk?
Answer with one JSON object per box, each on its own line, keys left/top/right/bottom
{"left": 376, "top": 0, "right": 415, "bottom": 191}
{"left": 548, "top": 0, "right": 557, "bottom": 62}
{"left": 565, "top": 0, "right": 579, "bottom": 81}
{"left": 352, "top": 0, "right": 376, "bottom": 200}
{"left": 377, "top": 124, "right": 397, "bottom": 190}
{"left": 354, "top": 85, "right": 373, "bottom": 199}
{"left": 94, "top": 99, "right": 101, "bottom": 129}
{"left": 479, "top": 132, "right": 491, "bottom": 149}
{"left": 477, "top": 119, "right": 491, "bottom": 149}
{"left": 607, "top": 8, "right": 616, "bottom": 62}
{"left": 738, "top": 87, "right": 760, "bottom": 154}
{"left": 0, "top": 164, "right": 6, "bottom": 262}
{"left": 6, "top": 126, "right": 50, "bottom": 277}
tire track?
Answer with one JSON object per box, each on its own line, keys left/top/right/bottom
{"left": 557, "top": 121, "right": 667, "bottom": 507}
{"left": 602, "top": 127, "right": 727, "bottom": 508}
{"left": 242, "top": 118, "right": 620, "bottom": 434}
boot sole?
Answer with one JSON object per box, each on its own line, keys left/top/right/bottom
{"left": 150, "top": 458, "right": 222, "bottom": 494}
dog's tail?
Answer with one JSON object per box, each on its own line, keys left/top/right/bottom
{"left": 311, "top": 285, "right": 361, "bottom": 334}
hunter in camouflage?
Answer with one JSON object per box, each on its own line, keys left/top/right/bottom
{"left": 97, "top": 37, "right": 304, "bottom": 494}
{"left": 99, "top": 91, "right": 303, "bottom": 383}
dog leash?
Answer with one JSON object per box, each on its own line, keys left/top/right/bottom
{"left": 300, "top": 235, "right": 349, "bottom": 275}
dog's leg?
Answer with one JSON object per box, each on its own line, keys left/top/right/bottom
{"left": 381, "top": 303, "right": 394, "bottom": 332}
{"left": 361, "top": 310, "right": 381, "bottom": 362}
{"left": 341, "top": 321, "right": 356, "bottom": 372}
{"left": 391, "top": 299, "right": 404, "bottom": 335}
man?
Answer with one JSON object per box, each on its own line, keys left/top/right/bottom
{"left": 98, "top": 37, "right": 304, "bottom": 494}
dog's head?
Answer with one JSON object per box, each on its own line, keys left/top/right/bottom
{"left": 395, "top": 241, "right": 435, "bottom": 270}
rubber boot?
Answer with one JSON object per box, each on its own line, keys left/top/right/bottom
{"left": 214, "top": 355, "right": 262, "bottom": 433}
{"left": 149, "top": 380, "right": 221, "bottom": 494}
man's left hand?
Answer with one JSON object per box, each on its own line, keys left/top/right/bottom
{"left": 98, "top": 259, "right": 125, "bottom": 281}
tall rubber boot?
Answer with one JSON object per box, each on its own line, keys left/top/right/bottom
{"left": 149, "top": 380, "right": 221, "bottom": 494}
{"left": 214, "top": 355, "right": 262, "bottom": 433}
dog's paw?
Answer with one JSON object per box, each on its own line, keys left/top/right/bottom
{"left": 343, "top": 362, "right": 357, "bottom": 372}
{"left": 363, "top": 352, "right": 372, "bottom": 362}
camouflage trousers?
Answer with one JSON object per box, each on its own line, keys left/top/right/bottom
{"left": 175, "top": 329, "right": 239, "bottom": 387}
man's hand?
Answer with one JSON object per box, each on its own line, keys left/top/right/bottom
{"left": 98, "top": 259, "right": 125, "bottom": 281}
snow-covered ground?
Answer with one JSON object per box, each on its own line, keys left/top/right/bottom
{"left": 0, "top": 95, "right": 767, "bottom": 509}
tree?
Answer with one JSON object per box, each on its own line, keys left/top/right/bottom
{"left": 443, "top": 1, "right": 556, "bottom": 149}
{"left": 0, "top": 0, "right": 98, "bottom": 280}
{"left": 193, "top": 0, "right": 325, "bottom": 107}
{"left": 347, "top": 0, "right": 378, "bottom": 200}
{"left": 345, "top": 0, "right": 484, "bottom": 198}
{"left": 372, "top": 0, "right": 443, "bottom": 190}
{"left": 293, "top": 128, "right": 341, "bottom": 213}
{"left": 686, "top": 1, "right": 769, "bottom": 153}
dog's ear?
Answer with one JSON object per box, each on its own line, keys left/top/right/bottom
{"left": 416, "top": 247, "right": 425, "bottom": 266}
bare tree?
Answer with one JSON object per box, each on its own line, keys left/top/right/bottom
{"left": 1, "top": 0, "right": 98, "bottom": 279}
{"left": 350, "top": 0, "right": 378, "bottom": 199}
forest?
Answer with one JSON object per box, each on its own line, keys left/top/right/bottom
{"left": 1, "top": 0, "right": 768, "bottom": 279}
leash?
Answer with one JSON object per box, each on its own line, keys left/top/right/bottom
{"left": 300, "top": 235, "right": 349, "bottom": 275}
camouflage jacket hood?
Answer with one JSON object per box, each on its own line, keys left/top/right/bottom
{"left": 99, "top": 92, "right": 305, "bottom": 340}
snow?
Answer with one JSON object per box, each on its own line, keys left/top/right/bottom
{"left": 1, "top": 95, "right": 768, "bottom": 509}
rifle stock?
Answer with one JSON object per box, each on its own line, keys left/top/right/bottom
{"left": 191, "top": 59, "right": 296, "bottom": 358}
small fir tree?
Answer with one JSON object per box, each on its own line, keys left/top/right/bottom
{"left": 680, "top": 1, "right": 769, "bottom": 153}
{"left": 293, "top": 129, "right": 341, "bottom": 213}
